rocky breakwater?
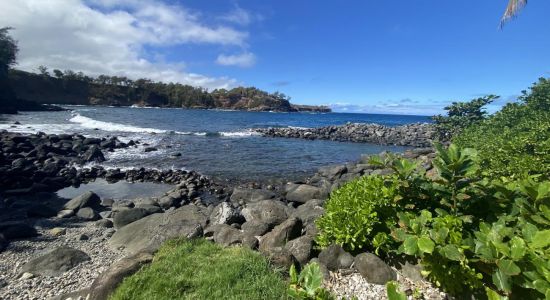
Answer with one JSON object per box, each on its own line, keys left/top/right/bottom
{"left": 51, "top": 147, "right": 443, "bottom": 299}
{"left": 0, "top": 130, "right": 226, "bottom": 195}
{"left": 255, "top": 122, "right": 435, "bottom": 147}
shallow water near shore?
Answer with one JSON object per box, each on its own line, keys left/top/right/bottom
{"left": 56, "top": 179, "right": 174, "bottom": 200}
{"left": 0, "top": 106, "right": 430, "bottom": 183}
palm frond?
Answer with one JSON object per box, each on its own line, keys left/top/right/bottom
{"left": 500, "top": 0, "right": 527, "bottom": 28}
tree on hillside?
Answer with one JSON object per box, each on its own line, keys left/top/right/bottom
{"left": 0, "top": 27, "right": 18, "bottom": 76}
{"left": 501, "top": 0, "right": 527, "bottom": 27}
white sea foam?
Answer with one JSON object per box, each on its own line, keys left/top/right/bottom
{"left": 219, "top": 130, "right": 260, "bottom": 137}
{"left": 69, "top": 114, "right": 168, "bottom": 134}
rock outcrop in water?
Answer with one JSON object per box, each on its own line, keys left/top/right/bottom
{"left": 255, "top": 122, "right": 435, "bottom": 147}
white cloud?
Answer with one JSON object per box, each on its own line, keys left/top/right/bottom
{"left": 216, "top": 52, "right": 256, "bottom": 68}
{"left": 0, "top": 0, "right": 249, "bottom": 89}
{"left": 221, "top": 5, "right": 263, "bottom": 26}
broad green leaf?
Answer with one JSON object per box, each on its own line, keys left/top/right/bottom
{"left": 440, "top": 244, "right": 463, "bottom": 261}
{"left": 497, "top": 259, "right": 521, "bottom": 276}
{"left": 386, "top": 281, "right": 407, "bottom": 300}
{"left": 531, "top": 230, "right": 550, "bottom": 249}
{"left": 534, "top": 280, "right": 550, "bottom": 294}
{"left": 492, "top": 269, "right": 512, "bottom": 293}
{"left": 417, "top": 237, "right": 435, "bottom": 254}
{"left": 403, "top": 236, "right": 419, "bottom": 256}
{"left": 510, "top": 237, "right": 526, "bottom": 260}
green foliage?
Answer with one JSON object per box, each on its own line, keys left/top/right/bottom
{"left": 110, "top": 239, "right": 287, "bottom": 300}
{"left": 288, "top": 263, "right": 334, "bottom": 300}
{"left": 315, "top": 175, "right": 401, "bottom": 252}
{"left": 455, "top": 78, "right": 550, "bottom": 178}
{"left": 386, "top": 281, "right": 407, "bottom": 300}
{"left": 0, "top": 27, "right": 18, "bottom": 75}
{"left": 432, "top": 95, "right": 497, "bottom": 140}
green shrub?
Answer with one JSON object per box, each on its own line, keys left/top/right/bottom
{"left": 455, "top": 78, "right": 550, "bottom": 179}
{"left": 432, "top": 95, "right": 497, "bottom": 140}
{"left": 315, "top": 175, "right": 401, "bottom": 252}
{"left": 110, "top": 239, "right": 287, "bottom": 300}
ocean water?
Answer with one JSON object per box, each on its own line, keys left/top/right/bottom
{"left": 0, "top": 106, "right": 430, "bottom": 184}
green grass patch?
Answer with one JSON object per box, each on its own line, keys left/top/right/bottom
{"left": 109, "top": 239, "right": 288, "bottom": 300}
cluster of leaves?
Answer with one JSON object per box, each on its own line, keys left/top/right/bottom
{"left": 432, "top": 95, "right": 497, "bottom": 141}
{"left": 315, "top": 174, "right": 401, "bottom": 252}
{"left": 454, "top": 78, "right": 550, "bottom": 179}
{"left": 0, "top": 27, "right": 18, "bottom": 76}
{"left": 317, "top": 142, "right": 550, "bottom": 298}
{"left": 288, "top": 263, "right": 336, "bottom": 300}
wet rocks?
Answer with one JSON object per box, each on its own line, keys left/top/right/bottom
{"left": 113, "top": 208, "right": 151, "bottom": 229}
{"left": 255, "top": 122, "right": 435, "bottom": 147}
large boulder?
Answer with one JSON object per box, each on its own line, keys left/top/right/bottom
{"left": 259, "top": 217, "right": 302, "bottom": 254}
{"left": 241, "top": 221, "right": 270, "bottom": 236}
{"left": 212, "top": 224, "right": 244, "bottom": 246}
{"left": 291, "top": 199, "right": 325, "bottom": 226}
{"left": 318, "top": 165, "right": 347, "bottom": 181}
{"left": 20, "top": 246, "right": 90, "bottom": 277}
{"left": 354, "top": 253, "right": 396, "bottom": 285}
{"left": 285, "top": 183, "right": 328, "bottom": 204}
{"left": 113, "top": 208, "right": 150, "bottom": 229}
{"left": 318, "top": 244, "right": 353, "bottom": 271}
{"left": 241, "top": 200, "right": 292, "bottom": 228}
{"left": 284, "top": 236, "right": 313, "bottom": 265}
{"left": 209, "top": 202, "right": 242, "bottom": 225}
{"left": 230, "top": 188, "right": 276, "bottom": 204}
{"left": 109, "top": 205, "right": 208, "bottom": 254}
{"left": 76, "top": 207, "right": 99, "bottom": 220}
{"left": 64, "top": 191, "right": 101, "bottom": 211}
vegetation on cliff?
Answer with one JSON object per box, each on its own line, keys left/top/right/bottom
{"left": 7, "top": 68, "right": 330, "bottom": 112}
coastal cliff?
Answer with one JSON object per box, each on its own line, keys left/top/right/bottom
{"left": 7, "top": 70, "right": 331, "bottom": 113}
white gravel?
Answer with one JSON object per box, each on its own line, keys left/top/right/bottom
{"left": 0, "top": 218, "right": 124, "bottom": 300}
{"left": 325, "top": 269, "right": 447, "bottom": 300}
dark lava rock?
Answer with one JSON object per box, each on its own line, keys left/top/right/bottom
{"left": 318, "top": 244, "right": 353, "bottom": 271}
{"left": 109, "top": 205, "right": 208, "bottom": 254}
{"left": 241, "top": 200, "right": 292, "bottom": 228}
{"left": 259, "top": 217, "right": 302, "bottom": 254}
{"left": 95, "top": 219, "right": 114, "bottom": 228}
{"left": 354, "top": 253, "right": 397, "bottom": 285}
{"left": 209, "top": 202, "right": 242, "bottom": 225}
{"left": 284, "top": 236, "right": 313, "bottom": 266}
{"left": 144, "top": 147, "right": 157, "bottom": 153}
{"left": 285, "top": 183, "right": 328, "bottom": 204}
{"left": 76, "top": 207, "right": 99, "bottom": 221}
{"left": 64, "top": 191, "right": 101, "bottom": 211}
{"left": 26, "top": 204, "right": 57, "bottom": 218}
{"left": 20, "top": 246, "right": 90, "bottom": 277}
{"left": 241, "top": 220, "right": 270, "bottom": 237}
{"left": 230, "top": 188, "right": 276, "bottom": 204}
{"left": 113, "top": 208, "right": 150, "bottom": 229}
{"left": 0, "top": 234, "right": 8, "bottom": 252}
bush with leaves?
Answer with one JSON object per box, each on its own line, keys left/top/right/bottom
{"left": 315, "top": 174, "right": 401, "bottom": 252}
{"left": 454, "top": 78, "right": 550, "bottom": 179}
{"left": 432, "top": 95, "right": 497, "bottom": 140}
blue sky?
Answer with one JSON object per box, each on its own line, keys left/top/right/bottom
{"left": 2, "top": 0, "right": 550, "bottom": 115}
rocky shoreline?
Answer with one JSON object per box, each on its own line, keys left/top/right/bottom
{"left": 0, "top": 128, "right": 444, "bottom": 300}
{"left": 255, "top": 122, "right": 435, "bottom": 147}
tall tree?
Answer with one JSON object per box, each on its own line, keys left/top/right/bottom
{"left": 0, "top": 27, "right": 18, "bottom": 76}
{"left": 500, "top": 0, "right": 527, "bottom": 28}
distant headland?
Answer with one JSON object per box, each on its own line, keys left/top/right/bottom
{"left": 7, "top": 69, "right": 331, "bottom": 113}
